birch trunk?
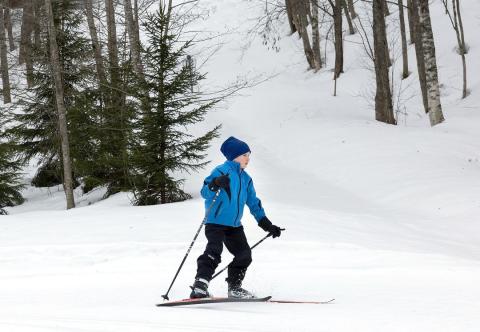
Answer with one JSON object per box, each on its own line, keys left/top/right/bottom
{"left": 418, "top": 0, "right": 445, "bottom": 126}
{"left": 311, "top": 0, "right": 322, "bottom": 70}
{"left": 411, "top": 0, "right": 428, "bottom": 113}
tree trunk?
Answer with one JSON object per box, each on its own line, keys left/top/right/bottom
{"left": 343, "top": 0, "right": 355, "bottom": 35}
{"left": 105, "top": 0, "right": 120, "bottom": 91}
{"left": 3, "top": 6, "right": 14, "bottom": 51}
{"left": 44, "top": 0, "right": 76, "bottom": 209}
{"left": 0, "top": 1, "right": 11, "bottom": 104}
{"left": 373, "top": 0, "right": 395, "bottom": 124}
{"left": 292, "top": 0, "right": 316, "bottom": 70}
{"left": 285, "top": 0, "right": 296, "bottom": 34}
{"left": 347, "top": 0, "right": 357, "bottom": 19}
{"left": 452, "top": 0, "right": 467, "bottom": 98}
{"left": 19, "top": 0, "right": 34, "bottom": 87}
{"left": 384, "top": 0, "right": 390, "bottom": 16}
{"left": 455, "top": 0, "right": 466, "bottom": 53}
{"left": 33, "top": 0, "right": 42, "bottom": 50}
{"left": 85, "top": 0, "right": 107, "bottom": 86}
{"left": 418, "top": 0, "right": 445, "bottom": 126}
{"left": 333, "top": 0, "right": 343, "bottom": 78}
{"left": 411, "top": 0, "right": 428, "bottom": 114}
{"left": 407, "top": 0, "right": 415, "bottom": 44}
{"left": 123, "top": 0, "right": 143, "bottom": 76}
{"left": 133, "top": 0, "right": 140, "bottom": 40}
{"left": 105, "top": 0, "right": 130, "bottom": 194}
{"left": 398, "top": 0, "right": 409, "bottom": 79}
{"left": 311, "top": 0, "right": 322, "bottom": 70}
{"left": 19, "top": 0, "right": 34, "bottom": 66}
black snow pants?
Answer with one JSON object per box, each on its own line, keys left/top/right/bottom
{"left": 195, "top": 224, "right": 252, "bottom": 286}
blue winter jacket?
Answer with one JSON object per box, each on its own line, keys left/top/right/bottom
{"left": 201, "top": 160, "right": 266, "bottom": 227}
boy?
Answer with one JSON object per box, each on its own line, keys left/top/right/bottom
{"left": 190, "top": 136, "right": 282, "bottom": 299}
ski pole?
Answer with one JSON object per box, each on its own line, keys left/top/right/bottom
{"left": 210, "top": 228, "right": 285, "bottom": 280}
{"left": 161, "top": 190, "right": 221, "bottom": 301}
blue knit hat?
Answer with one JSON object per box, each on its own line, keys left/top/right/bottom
{"left": 220, "top": 136, "right": 251, "bottom": 161}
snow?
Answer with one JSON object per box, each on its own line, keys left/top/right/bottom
{"left": 2, "top": 0, "right": 480, "bottom": 331}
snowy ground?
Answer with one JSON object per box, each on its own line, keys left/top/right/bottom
{"left": 2, "top": 0, "right": 480, "bottom": 331}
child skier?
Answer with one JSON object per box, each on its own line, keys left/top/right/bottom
{"left": 190, "top": 136, "right": 283, "bottom": 299}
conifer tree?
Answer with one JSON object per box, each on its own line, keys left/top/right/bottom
{"left": 5, "top": 0, "right": 96, "bottom": 187}
{"left": 0, "top": 141, "right": 24, "bottom": 215}
{"left": 131, "top": 7, "right": 220, "bottom": 205}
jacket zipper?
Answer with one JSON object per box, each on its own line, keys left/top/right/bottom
{"left": 234, "top": 171, "right": 242, "bottom": 225}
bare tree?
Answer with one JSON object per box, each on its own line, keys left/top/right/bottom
{"left": 383, "top": 0, "right": 390, "bottom": 16}
{"left": 311, "top": 0, "right": 322, "bottom": 69}
{"left": 3, "top": 5, "right": 14, "bottom": 50}
{"left": 44, "top": 0, "right": 76, "bottom": 209}
{"left": 411, "top": 0, "right": 428, "bottom": 113}
{"left": 343, "top": 0, "right": 355, "bottom": 35}
{"left": 332, "top": 0, "right": 343, "bottom": 78}
{"left": 406, "top": 0, "right": 414, "bottom": 44}
{"left": 133, "top": 0, "right": 140, "bottom": 38}
{"left": 105, "top": 0, "right": 121, "bottom": 92}
{"left": 18, "top": 0, "right": 34, "bottom": 87}
{"left": 290, "top": 0, "right": 317, "bottom": 70}
{"left": 19, "top": 0, "right": 33, "bottom": 64}
{"left": 33, "top": 0, "right": 42, "bottom": 49}
{"left": 398, "top": 0, "right": 409, "bottom": 79}
{"left": 0, "top": 0, "right": 11, "bottom": 103}
{"left": 85, "top": 0, "right": 107, "bottom": 86}
{"left": 123, "top": 0, "right": 143, "bottom": 75}
{"left": 418, "top": 0, "right": 444, "bottom": 126}
{"left": 441, "top": 0, "right": 468, "bottom": 98}
{"left": 285, "top": 0, "right": 297, "bottom": 34}
{"left": 347, "top": 0, "right": 357, "bottom": 18}
{"left": 373, "top": 0, "right": 395, "bottom": 124}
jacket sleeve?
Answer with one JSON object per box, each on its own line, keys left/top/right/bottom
{"left": 200, "top": 168, "right": 223, "bottom": 200}
{"left": 246, "top": 179, "right": 266, "bottom": 222}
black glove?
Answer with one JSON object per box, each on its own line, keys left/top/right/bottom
{"left": 258, "top": 217, "right": 282, "bottom": 238}
{"left": 208, "top": 175, "right": 230, "bottom": 192}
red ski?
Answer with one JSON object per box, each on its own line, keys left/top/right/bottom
{"left": 157, "top": 296, "right": 272, "bottom": 307}
{"left": 268, "top": 298, "right": 335, "bottom": 304}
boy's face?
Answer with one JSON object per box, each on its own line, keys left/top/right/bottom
{"left": 234, "top": 152, "right": 250, "bottom": 169}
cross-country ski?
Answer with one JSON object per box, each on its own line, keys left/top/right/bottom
{"left": 1, "top": 0, "right": 480, "bottom": 331}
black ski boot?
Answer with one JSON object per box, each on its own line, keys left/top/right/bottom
{"left": 190, "top": 278, "right": 211, "bottom": 299}
{"left": 228, "top": 283, "right": 255, "bottom": 299}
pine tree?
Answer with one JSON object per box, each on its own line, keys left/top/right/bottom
{"left": 0, "top": 141, "right": 24, "bottom": 215}
{"left": 5, "top": 0, "right": 97, "bottom": 187}
{"left": 130, "top": 8, "right": 220, "bottom": 205}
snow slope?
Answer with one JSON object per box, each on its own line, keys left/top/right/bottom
{"left": 2, "top": 0, "right": 480, "bottom": 331}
